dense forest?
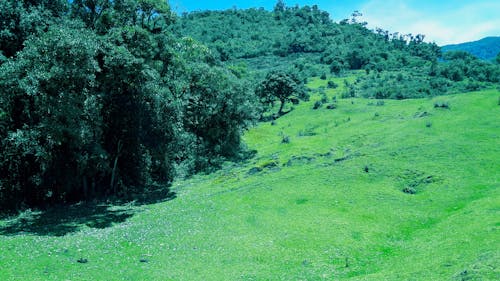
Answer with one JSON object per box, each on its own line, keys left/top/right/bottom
{"left": 0, "top": 0, "right": 258, "bottom": 209}
{"left": 177, "top": 2, "right": 500, "bottom": 98}
{"left": 1, "top": 0, "right": 499, "bottom": 210}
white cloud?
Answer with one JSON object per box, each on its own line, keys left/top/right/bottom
{"left": 358, "top": 0, "right": 500, "bottom": 45}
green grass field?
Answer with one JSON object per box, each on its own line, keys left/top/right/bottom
{"left": 1, "top": 77, "right": 499, "bottom": 280}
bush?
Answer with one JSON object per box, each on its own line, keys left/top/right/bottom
{"left": 327, "top": 81, "right": 338, "bottom": 89}
{"left": 465, "top": 81, "right": 481, "bottom": 92}
{"left": 402, "top": 187, "right": 417, "bottom": 194}
{"left": 320, "top": 93, "right": 328, "bottom": 103}
{"left": 434, "top": 101, "right": 450, "bottom": 109}
{"left": 313, "top": 101, "right": 323, "bottom": 110}
{"left": 281, "top": 135, "right": 290, "bottom": 144}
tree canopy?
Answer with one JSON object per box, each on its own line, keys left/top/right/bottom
{"left": 0, "top": 0, "right": 257, "bottom": 210}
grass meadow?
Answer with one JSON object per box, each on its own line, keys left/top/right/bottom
{"left": 1, "top": 77, "right": 498, "bottom": 280}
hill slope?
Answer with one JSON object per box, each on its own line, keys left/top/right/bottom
{"left": 0, "top": 79, "right": 498, "bottom": 280}
{"left": 442, "top": 37, "right": 500, "bottom": 61}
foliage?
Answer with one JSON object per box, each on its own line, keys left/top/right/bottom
{"left": 441, "top": 36, "right": 500, "bottom": 61}
{"left": 176, "top": 4, "right": 441, "bottom": 79}
{"left": 1, "top": 0, "right": 499, "bottom": 210}
{"left": 177, "top": 3, "right": 499, "bottom": 100}
{"left": 0, "top": 0, "right": 257, "bottom": 209}
{"left": 256, "top": 70, "right": 308, "bottom": 116}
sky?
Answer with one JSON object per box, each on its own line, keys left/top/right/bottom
{"left": 170, "top": 0, "right": 500, "bottom": 45}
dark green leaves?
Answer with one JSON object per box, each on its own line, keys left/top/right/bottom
{"left": 256, "top": 71, "right": 308, "bottom": 116}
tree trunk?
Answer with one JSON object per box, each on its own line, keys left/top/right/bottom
{"left": 110, "top": 140, "right": 123, "bottom": 194}
{"left": 278, "top": 99, "right": 285, "bottom": 116}
{"left": 83, "top": 177, "right": 88, "bottom": 199}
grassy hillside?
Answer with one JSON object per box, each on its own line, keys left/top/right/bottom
{"left": 442, "top": 37, "right": 500, "bottom": 61}
{"left": 0, "top": 79, "right": 499, "bottom": 280}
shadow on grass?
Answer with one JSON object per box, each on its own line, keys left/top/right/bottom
{"left": 0, "top": 189, "right": 176, "bottom": 237}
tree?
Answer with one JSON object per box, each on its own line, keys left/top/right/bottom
{"left": 256, "top": 70, "right": 308, "bottom": 117}
{"left": 274, "top": 0, "right": 286, "bottom": 13}
{"left": 0, "top": 0, "right": 258, "bottom": 210}
{"left": 0, "top": 22, "right": 103, "bottom": 207}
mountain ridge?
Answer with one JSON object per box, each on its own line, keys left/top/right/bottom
{"left": 441, "top": 36, "right": 500, "bottom": 61}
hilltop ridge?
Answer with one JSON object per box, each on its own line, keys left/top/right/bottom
{"left": 442, "top": 36, "right": 500, "bottom": 61}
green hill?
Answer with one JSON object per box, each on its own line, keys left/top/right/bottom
{"left": 177, "top": 7, "right": 499, "bottom": 98}
{"left": 176, "top": 7, "right": 439, "bottom": 75}
{"left": 442, "top": 37, "right": 500, "bottom": 61}
{"left": 1, "top": 79, "right": 498, "bottom": 280}
{"left": 1, "top": 1, "right": 499, "bottom": 279}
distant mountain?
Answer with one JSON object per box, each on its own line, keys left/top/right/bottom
{"left": 441, "top": 37, "right": 500, "bottom": 61}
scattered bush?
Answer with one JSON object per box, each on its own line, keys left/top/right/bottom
{"left": 327, "top": 81, "right": 338, "bottom": 89}
{"left": 281, "top": 135, "right": 290, "bottom": 143}
{"left": 298, "top": 125, "right": 317, "bottom": 136}
{"left": 326, "top": 104, "right": 337, "bottom": 110}
{"left": 402, "top": 187, "right": 417, "bottom": 194}
{"left": 320, "top": 92, "right": 329, "bottom": 103}
{"left": 248, "top": 167, "right": 263, "bottom": 175}
{"left": 313, "top": 101, "right": 323, "bottom": 110}
{"left": 434, "top": 101, "right": 450, "bottom": 109}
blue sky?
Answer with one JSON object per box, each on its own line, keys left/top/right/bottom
{"left": 170, "top": 0, "right": 500, "bottom": 45}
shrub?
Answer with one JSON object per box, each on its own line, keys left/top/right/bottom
{"left": 465, "top": 81, "right": 481, "bottom": 92}
{"left": 320, "top": 93, "right": 328, "bottom": 103}
{"left": 326, "top": 104, "right": 337, "bottom": 110}
{"left": 313, "top": 101, "right": 323, "bottom": 110}
{"left": 434, "top": 101, "right": 450, "bottom": 109}
{"left": 327, "top": 81, "right": 338, "bottom": 89}
{"left": 402, "top": 187, "right": 416, "bottom": 194}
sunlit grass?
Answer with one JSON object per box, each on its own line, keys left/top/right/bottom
{"left": 0, "top": 80, "right": 498, "bottom": 280}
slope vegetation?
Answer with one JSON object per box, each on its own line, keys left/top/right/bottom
{"left": 442, "top": 37, "right": 500, "bottom": 61}
{"left": 1, "top": 79, "right": 498, "bottom": 280}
